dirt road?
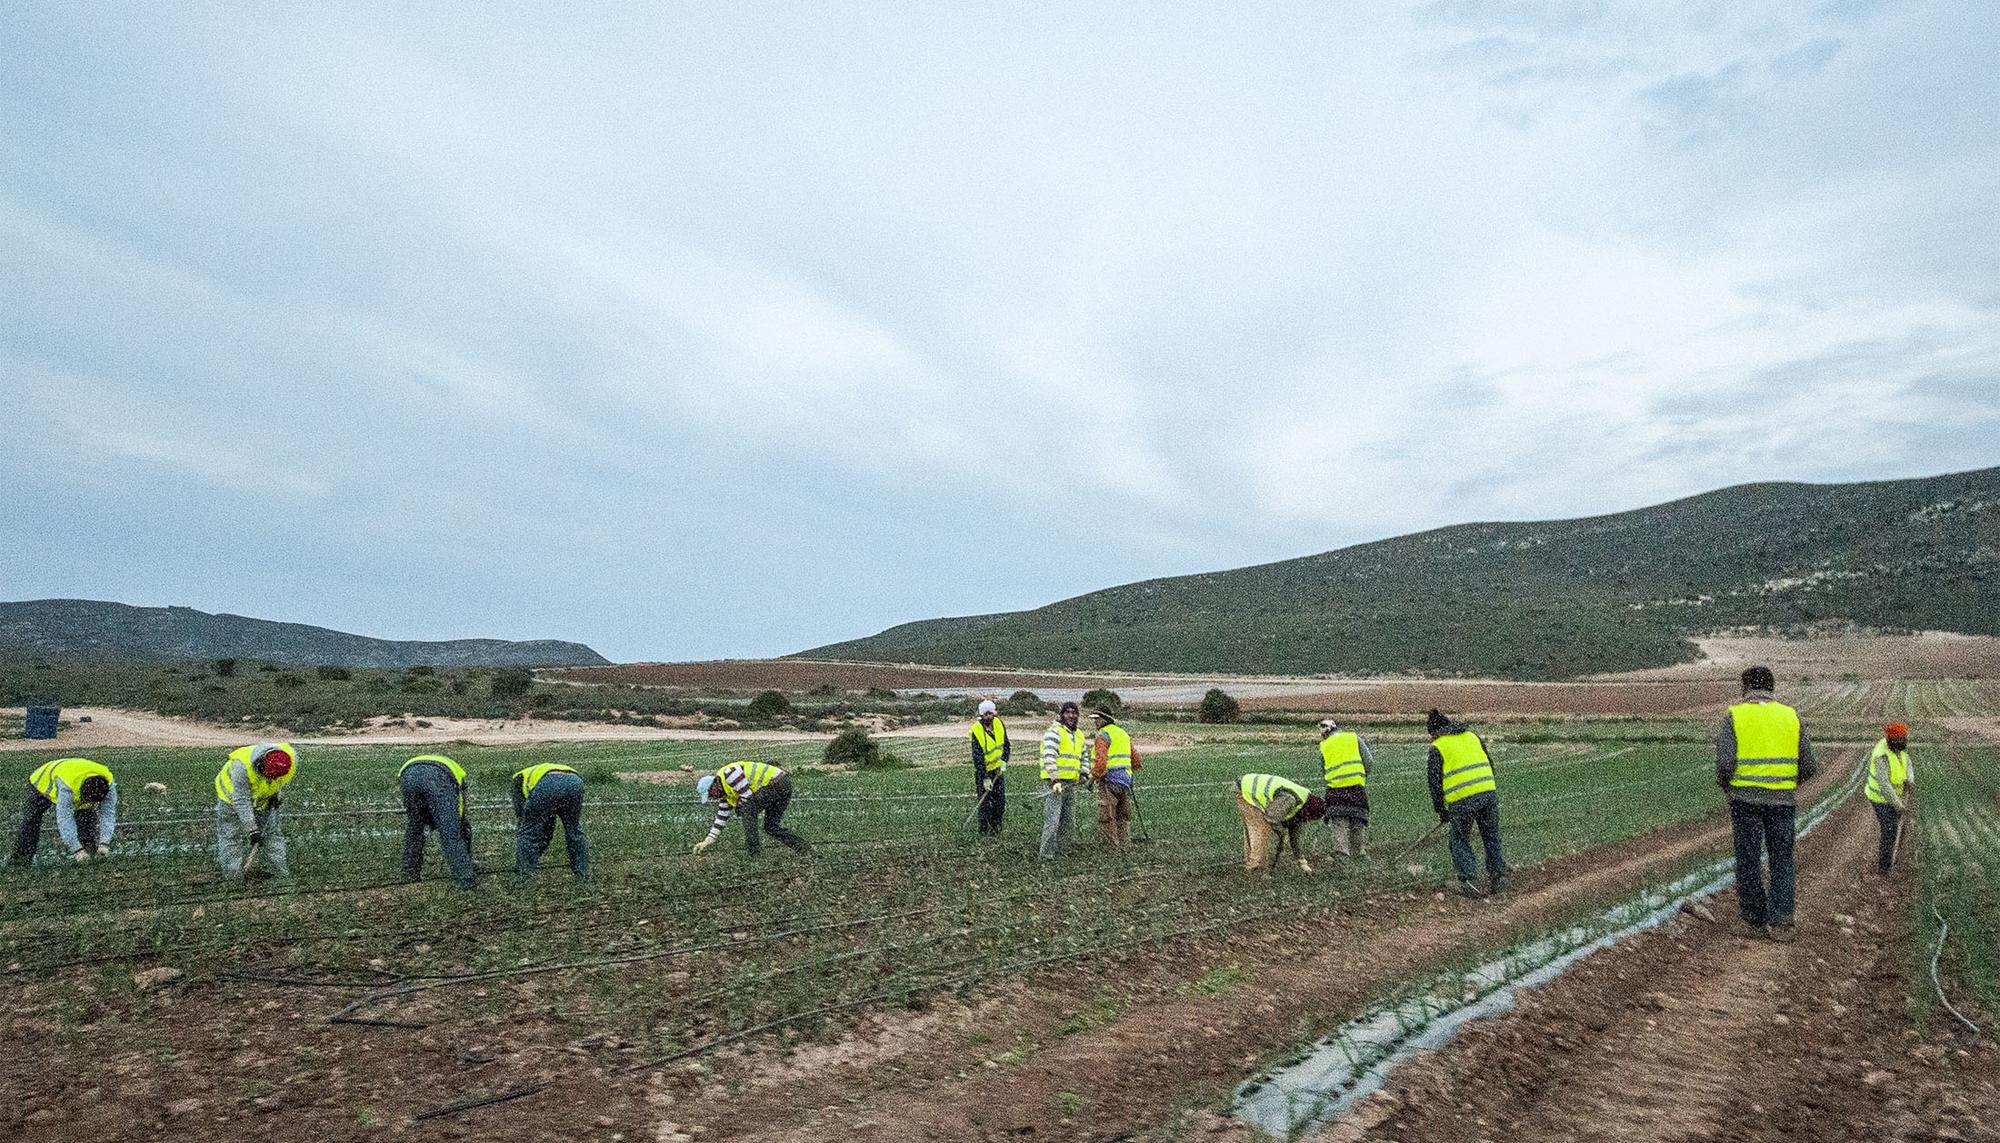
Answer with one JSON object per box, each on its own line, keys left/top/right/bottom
{"left": 1323, "top": 797, "right": 2000, "bottom": 1143}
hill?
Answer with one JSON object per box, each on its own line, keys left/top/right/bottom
{"left": 0, "top": 599, "right": 609, "bottom": 668}
{"left": 801, "top": 466, "right": 2000, "bottom": 680}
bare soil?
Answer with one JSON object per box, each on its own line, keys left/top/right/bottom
{"left": 552, "top": 660, "right": 1165, "bottom": 692}
{"left": 1240, "top": 679, "right": 1728, "bottom": 716}
{"left": 1608, "top": 631, "right": 2000, "bottom": 682}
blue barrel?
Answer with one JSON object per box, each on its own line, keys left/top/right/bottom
{"left": 23, "top": 706, "right": 59, "bottom": 740}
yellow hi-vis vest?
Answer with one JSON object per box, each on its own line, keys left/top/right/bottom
{"left": 1043, "top": 724, "right": 1085, "bottom": 781}
{"left": 1320, "top": 732, "right": 1365, "bottom": 789}
{"left": 1864, "top": 739, "right": 1910, "bottom": 804}
{"left": 1728, "top": 703, "right": 1801, "bottom": 792}
{"left": 1099, "top": 724, "right": 1134, "bottom": 775}
{"left": 1436, "top": 732, "right": 1497, "bottom": 805}
{"left": 515, "top": 763, "right": 580, "bottom": 798}
{"left": 1239, "top": 773, "right": 1312, "bottom": 818}
{"left": 215, "top": 743, "right": 297, "bottom": 808}
{"left": 30, "top": 758, "right": 113, "bottom": 804}
{"left": 970, "top": 718, "right": 1008, "bottom": 773}
{"left": 401, "top": 755, "right": 468, "bottom": 816}
{"left": 719, "top": 760, "right": 783, "bottom": 806}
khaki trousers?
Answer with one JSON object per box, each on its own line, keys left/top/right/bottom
{"left": 1097, "top": 783, "right": 1133, "bottom": 849}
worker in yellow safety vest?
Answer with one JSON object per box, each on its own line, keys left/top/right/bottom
{"left": 1716, "top": 666, "right": 1819, "bottom": 942}
{"left": 9, "top": 758, "right": 117, "bottom": 867}
{"left": 1090, "top": 708, "right": 1142, "bottom": 850}
{"left": 1426, "top": 709, "right": 1507, "bottom": 898}
{"left": 511, "top": 763, "right": 589, "bottom": 883}
{"left": 1039, "top": 702, "right": 1087, "bottom": 861}
{"left": 969, "top": 700, "right": 1010, "bottom": 835}
{"left": 1864, "top": 721, "right": 1915, "bottom": 875}
{"left": 693, "top": 760, "right": 810, "bottom": 857}
{"left": 1317, "top": 718, "right": 1374, "bottom": 857}
{"left": 215, "top": 742, "right": 297, "bottom": 878}
{"left": 399, "top": 755, "right": 478, "bottom": 889}
{"left": 1235, "top": 773, "right": 1326, "bottom": 874}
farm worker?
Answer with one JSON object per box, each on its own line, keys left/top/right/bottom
{"left": 969, "top": 700, "right": 1009, "bottom": 835}
{"left": 512, "top": 763, "right": 590, "bottom": 883}
{"left": 1039, "top": 701, "right": 1087, "bottom": 861}
{"left": 1090, "top": 708, "right": 1142, "bottom": 850}
{"left": 398, "top": 754, "right": 478, "bottom": 889}
{"left": 693, "top": 761, "right": 810, "bottom": 857}
{"left": 1864, "top": 722, "right": 1915, "bottom": 875}
{"left": 1716, "top": 665, "right": 1819, "bottom": 942}
{"left": 1235, "top": 773, "right": 1326, "bottom": 874}
{"left": 8, "top": 758, "right": 117, "bottom": 867}
{"left": 1426, "top": 709, "right": 1508, "bottom": 898}
{"left": 215, "top": 742, "right": 296, "bottom": 879}
{"left": 1318, "top": 718, "right": 1374, "bottom": 857}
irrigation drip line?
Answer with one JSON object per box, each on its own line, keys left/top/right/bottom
{"left": 1931, "top": 903, "right": 1985, "bottom": 1039}
{"left": 411, "top": 1084, "right": 547, "bottom": 1120}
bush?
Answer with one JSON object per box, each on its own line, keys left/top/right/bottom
{"left": 809, "top": 683, "right": 838, "bottom": 696}
{"left": 823, "top": 727, "right": 880, "bottom": 768}
{"left": 213, "top": 659, "right": 236, "bottom": 677}
{"left": 866, "top": 749, "right": 916, "bottom": 771}
{"left": 272, "top": 672, "right": 305, "bottom": 690}
{"left": 491, "top": 668, "right": 534, "bottom": 699}
{"left": 1001, "top": 689, "right": 1045, "bottom": 716}
{"left": 1080, "top": 688, "right": 1123, "bottom": 713}
{"left": 408, "top": 665, "right": 436, "bottom": 676}
{"left": 747, "top": 690, "right": 792, "bottom": 719}
{"left": 315, "top": 665, "right": 352, "bottom": 681}
{"left": 1197, "top": 687, "right": 1241, "bottom": 724}
{"left": 864, "top": 687, "right": 897, "bottom": 701}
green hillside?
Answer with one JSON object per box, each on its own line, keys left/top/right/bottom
{"left": 0, "top": 599, "right": 608, "bottom": 668}
{"left": 802, "top": 467, "right": 2000, "bottom": 679}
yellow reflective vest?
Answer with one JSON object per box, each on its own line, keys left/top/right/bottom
{"left": 401, "top": 755, "right": 468, "bottom": 816}
{"left": 1238, "top": 773, "right": 1312, "bottom": 817}
{"left": 1436, "top": 732, "right": 1497, "bottom": 805}
{"left": 30, "top": 758, "right": 113, "bottom": 804}
{"left": 1320, "top": 732, "right": 1365, "bottom": 789}
{"left": 1099, "top": 724, "right": 1134, "bottom": 776}
{"left": 1728, "top": 703, "right": 1802, "bottom": 792}
{"left": 1864, "top": 739, "right": 1910, "bottom": 804}
{"left": 970, "top": 718, "right": 1008, "bottom": 773}
{"left": 515, "top": 763, "right": 580, "bottom": 798}
{"left": 1042, "top": 724, "right": 1085, "bottom": 782}
{"left": 215, "top": 744, "right": 297, "bottom": 808}
{"left": 719, "top": 760, "right": 783, "bottom": 806}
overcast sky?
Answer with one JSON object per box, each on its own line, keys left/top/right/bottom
{"left": 4, "top": 1, "right": 1996, "bottom": 661}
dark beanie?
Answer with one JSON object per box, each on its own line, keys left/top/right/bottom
{"left": 1741, "top": 665, "right": 1775, "bottom": 692}
{"left": 1426, "top": 708, "right": 1450, "bottom": 735}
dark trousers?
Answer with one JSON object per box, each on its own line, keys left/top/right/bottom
{"left": 1729, "top": 800, "right": 1796, "bottom": 926}
{"left": 742, "top": 775, "right": 809, "bottom": 857}
{"left": 1447, "top": 797, "right": 1506, "bottom": 887}
{"left": 516, "top": 773, "right": 589, "bottom": 882}
{"left": 400, "top": 765, "right": 477, "bottom": 888}
{"left": 1871, "top": 800, "right": 1902, "bottom": 873}
{"left": 9, "top": 788, "right": 97, "bottom": 865}
{"left": 976, "top": 771, "right": 1006, "bottom": 834}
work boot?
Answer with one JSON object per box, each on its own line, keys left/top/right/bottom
{"left": 1489, "top": 875, "right": 1509, "bottom": 895}
{"left": 1767, "top": 922, "right": 1798, "bottom": 944}
{"left": 1727, "top": 917, "right": 1766, "bottom": 941}
{"left": 1457, "top": 880, "right": 1483, "bottom": 899}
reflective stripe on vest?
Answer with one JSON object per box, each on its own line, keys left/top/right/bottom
{"left": 1100, "top": 724, "right": 1134, "bottom": 774}
{"left": 29, "top": 758, "right": 112, "bottom": 804}
{"left": 516, "top": 763, "right": 580, "bottom": 798}
{"left": 1436, "top": 732, "right": 1496, "bottom": 805}
{"left": 1864, "top": 740, "right": 1909, "bottom": 804}
{"left": 1728, "top": 703, "right": 1801, "bottom": 791}
{"left": 1320, "top": 733, "right": 1365, "bottom": 789}
{"left": 1045, "top": 725, "right": 1085, "bottom": 781}
{"left": 216, "top": 743, "right": 298, "bottom": 806}
{"left": 401, "top": 755, "right": 468, "bottom": 816}
{"left": 1238, "top": 773, "right": 1311, "bottom": 817}
{"left": 720, "top": 761, "right": 783, "bottom": 806}
{"left": 970, "top": 719, "right": 1008, "bottom": 773}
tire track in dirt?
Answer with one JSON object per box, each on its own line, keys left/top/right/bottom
{"left": 694, "top": 775, "right": 1846, "bottom": 1143}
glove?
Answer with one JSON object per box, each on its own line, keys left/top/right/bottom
{"left": 70, "top": 849, "right": 90, "bottom": 864}
{"left": 1297, "top": 859, "right": 1313, "bottom": 874}
{"left": 1050, "top": 781, "right": 1066, "bottom": 796}
{"left": 248, "top": 830, "right": 264, "bottom": 846}
{"left": 691, "top": 836, "right": 715, "bottom": 855}
{"left": 95, "top": 844, "right": 109, "bottom": 858}
{"left": 269, "top": 795, "right": 282, "bottom": 810}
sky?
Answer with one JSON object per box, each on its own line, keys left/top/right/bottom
{"left": 3, "top": 1, "right": 1997, "bottom": 662}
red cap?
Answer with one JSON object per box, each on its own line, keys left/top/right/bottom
{"left": 1885, "top": 723, "right": 1909, "bottom": 740}
{"left": 1301, "top": 793, "right": 1327, "bottom": 821}
{"left": 260, "top": 749, "right": 294, "bottom": 778}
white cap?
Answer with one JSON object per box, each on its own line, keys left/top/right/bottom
{"left": 978, "top": 700, "right": 998, "bottom": 716}
{"left": 695, "top": 775, "right": 716, "bottom": 802}
{"left": 1318, "top": 718, "right": 1338, "bottom": 732}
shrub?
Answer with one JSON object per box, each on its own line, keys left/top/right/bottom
{"left": 213, "top": 659, "right": 237, "bottom": 677}
{"left": 316, "top": 665, "right": 352, "bottom": 681}
{"left": 866, "top": 749, "right": 916, "bottom": 771}
{"left": 864, "top": 687, "right": 897, "bottom": 701}
{"left": 1080, "top": 688, "right": 1123, "bottom": 714}
{"left": 809, "top": 683, "right": 838, "bottom": 696}
{"left": 272, "top": 672, "right": 305, "bottom": 690}
{"left": 1001, "top": 689, "right": 1045, "bottom": 715}
{"left": 490, "top": 668, "right": 534, "bottom": 699}
{"left": 408, "top": 665, "right": 436, "bottom": 676}
{"left": 530, "top": 692, "right": 554, "bottom": 709}
{"left": 1197, "top": 687, "right": 1241, "bottom": 724}
{"left": 823, "top": 727, "right": 880, "bottom": 768}
{"left": 747, "top": 690, "right": 792, "bottom": 719}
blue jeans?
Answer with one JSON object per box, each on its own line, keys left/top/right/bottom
{"left": 400, "top": 763, "right": 477, "bottom": 889}
{"left": 1447, "top": 796, "right": 1506, "bottom": 887}
{"left": 516, "top": 772, "right": 589, "bottom": 882}
{"left": 1729, "top": 800, "right": 1795, "bottom": 926}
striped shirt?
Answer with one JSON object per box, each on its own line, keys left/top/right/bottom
{"left": 703, "top": 765, "right": 759, "bottom": 841}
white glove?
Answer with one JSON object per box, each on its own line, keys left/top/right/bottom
{"left": 1297, "top": 859, "right": 1313, "bottom": 874}
{"left": 1050, "top": 781, "right": 1066, "bottom": 796}
{"left": 94, "top": 844, "right": 109, "bottom": 858}
{"left": 70, "top": 849, "right": 91, "bottom": 865}
{"left": 690, "top": 836, "right": 715, "bottom": 855}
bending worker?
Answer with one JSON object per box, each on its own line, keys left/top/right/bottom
{"left": 1866, "top": 722, "right": 1914, "bottom": 875}
{"left": 512, "top": 762, "right": 589, "bottom": 883}
{"left": 1090, "top": 707, "right": 1141, "bottom": 850}
{"left": 9, "top": 757, "right": 117, "bottom": 867}
{"left": 1717, "top": 665, "right": 1818, "bottom": 942}
{"left": 215, "top": 742, "right": 296, "bottom": 879}
{"left": 693, "top": 760, "right": 810, "bottom": 857}
{"left": 399, "top": 754, "right": 478, "bottom": 889}
{"left": 1427, "top": 709, "right": 1507, "bottom": 898}
{"left": 1317, "top": 718, "right": 1373, "bottom": 857}
{"left": 1235, "top": 772, "right": 1325, "bottom": 874}
{"left": 1039, "top": 701, "right": 1087, "bottom": 861}
{"left": 969, "top": 699, "right": 1009, "bottom": 835}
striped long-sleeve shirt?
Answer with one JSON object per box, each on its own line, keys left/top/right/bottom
{"left": 703, "top": 765, "right": 758, "bottom": 842}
